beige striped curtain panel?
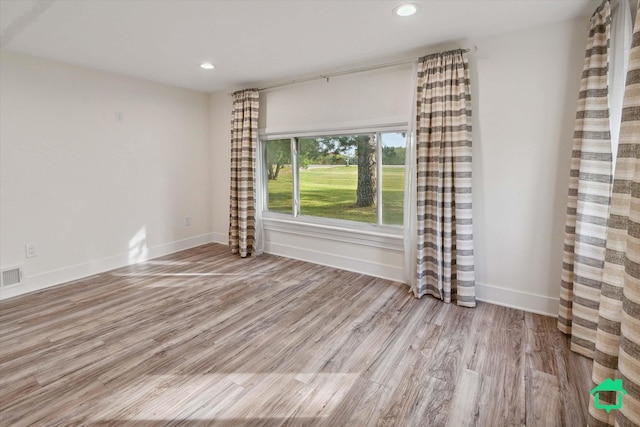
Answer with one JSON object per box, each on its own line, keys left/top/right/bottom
{"left": 559, "top": 1, "right": 640, "bottom": 425}
{"left": 589, "top": 5, "right": 640, "bottom": 426}
{"left": 414, "top": 49, "right": 475, "bottom": 307}
{"left": 559, "top": 1, "right": 613, "bottom": 358}
{"left": 229, "top": 89, "right": 259, "bottom": 258}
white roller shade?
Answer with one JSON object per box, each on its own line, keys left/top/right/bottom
{"left": 259, "top": 64, "right": 414, "bottom": 135}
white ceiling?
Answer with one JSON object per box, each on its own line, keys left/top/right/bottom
{"left": 0, "top": 0, "right": 597, "bottom": 93}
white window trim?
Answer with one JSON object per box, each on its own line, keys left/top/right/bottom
{"left": 260, "top": 122, "right": 408, "bottom": 140}
{"left": 260, "top": 124, "right": 408, "bottom": 237}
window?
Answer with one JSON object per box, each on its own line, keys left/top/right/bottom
{"left": 263, "top": 130, "right": 406, "bottom": 227}
{"left": 265, "top": 139, "right": 293, "bottom": 214}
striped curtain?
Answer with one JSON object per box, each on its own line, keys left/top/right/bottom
{"left": 590, "top": 6, "right": 640, "bottom": 426}
{"left": 229, "top": 89, "right": 259, "bottom": 258}
{"left": 414, "top": 49, "right": 475, "bottom": 307}
{"left": 559, "top": 1, "right": 613, "bottom": 357}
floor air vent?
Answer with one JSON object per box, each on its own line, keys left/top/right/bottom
{"left": 1, "top": 267, "right": 23, "bottom": 287}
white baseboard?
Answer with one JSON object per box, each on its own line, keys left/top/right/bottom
{"left": 0, "top": 233, "right": 215, "bottom": 300}
{"left": 210, "top": 232, "right": 228, "bottom": 245}
{"left": 265, "top": 241, "right": 405, "bottom": 283}
{"left": 1, "top": 232, "right": 561, "bottom": 319}
{"left": 266, "top": 241, "right": 558, "bottom": 317}
{"left": 475, "top": 282, "right": 559, "bottom": 317}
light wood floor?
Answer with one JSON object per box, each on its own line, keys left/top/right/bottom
{"left": 1, "top": 243, "right": 592, "bottom": 426}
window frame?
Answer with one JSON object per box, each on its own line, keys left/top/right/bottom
{"left": 260, "top": 125, "right": 407, "bottom": 234}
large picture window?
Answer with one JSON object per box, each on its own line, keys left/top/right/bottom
{"left": 263, "top": 130, "right": 406, "bottom": 226}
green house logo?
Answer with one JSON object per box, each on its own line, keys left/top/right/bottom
{"left": 591, "top": 378, "right": 627, "bottom": 413}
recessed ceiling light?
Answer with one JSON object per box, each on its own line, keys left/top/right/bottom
{"left": 200, "top": 62, "right": 215, "bottom": 70}
{"left": 394, "top": 3, "right": 419, "bottom": 17}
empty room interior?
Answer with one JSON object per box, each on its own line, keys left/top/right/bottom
{"left": 1, "top": 0, "right": 640, "bottom": 425}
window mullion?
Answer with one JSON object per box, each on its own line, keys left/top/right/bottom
{"left": 376, "top": 132, "right": 383, "bottom": 225}
{"left": 292, "top": 137, "right": 300, "bottom": 217}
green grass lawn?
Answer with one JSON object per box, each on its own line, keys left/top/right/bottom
{"left": 267, "top": 165, "right": 404, "bottom": 225}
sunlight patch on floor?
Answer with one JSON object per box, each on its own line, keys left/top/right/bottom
{"left": 94, "top": 373, "right": 359, "bottom": 422}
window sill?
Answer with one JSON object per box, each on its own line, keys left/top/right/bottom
{"left": 262, "top": 214, "right": 404, "bottom": 252}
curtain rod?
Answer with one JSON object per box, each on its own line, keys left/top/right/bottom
{"left": 256, "top": 46, "right": 477, "bottom": 92}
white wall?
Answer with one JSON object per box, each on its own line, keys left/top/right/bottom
{"left": 468, "top": 16, "right": 586, "bottom": 315}
{"left": 209, "top": 92, "right": 233, "bottom": 244}
{"left": 0, "top": 51, "right": 213, "bottom": 299}
{"left": 209, "top": 15, "right": 587, "bottom": 316}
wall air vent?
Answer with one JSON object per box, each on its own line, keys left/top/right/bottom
{"left": 1, "top": 267, "right": 23, "bottom": 287}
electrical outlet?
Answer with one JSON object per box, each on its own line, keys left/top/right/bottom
{"left": 25, "top": 244, "right": 37, "bottom": 258}
{"left": 184, "top": 216, "right": 191, "bottom": 226}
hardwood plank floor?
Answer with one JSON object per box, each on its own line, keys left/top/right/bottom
{"left": 0, "top": 243, "right": 592, "bottom": 426}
